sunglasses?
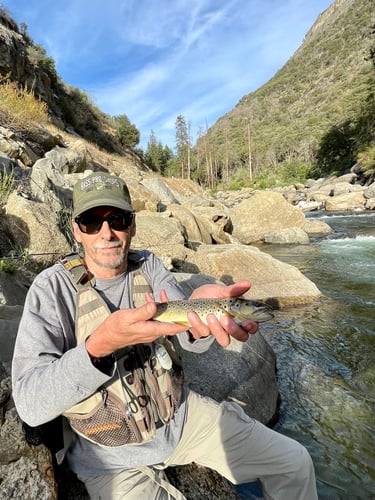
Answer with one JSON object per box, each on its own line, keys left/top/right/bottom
{"left": 75, "top": 212, "right": 134, "bottom": 234}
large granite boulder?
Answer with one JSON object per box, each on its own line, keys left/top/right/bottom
{"left": 230, "top": 191, "right": 306, "bottom": 244}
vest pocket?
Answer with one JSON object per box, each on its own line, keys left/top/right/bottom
{"left": 66, "top": 389, "right": 150, "bottom": 446}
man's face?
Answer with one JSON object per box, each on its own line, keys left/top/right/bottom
{"left": 72, "top": 206, "right": 136, "bottom": 277}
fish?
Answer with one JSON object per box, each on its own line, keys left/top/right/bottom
{"left": 153, "top": 297, "right": 274, "bottom": 327}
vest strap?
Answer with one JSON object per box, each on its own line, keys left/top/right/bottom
{"left": 61, "top": 253, "right": 94, "bottom": 289}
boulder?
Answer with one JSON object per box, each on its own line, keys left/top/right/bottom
{"left": 230, "top": 191, "right": 306, "bottom": 244}
{"left": 263, "top": 227, "right": 310, "bottom": 244}
{"left": 5, "top": 193, "right": 70, "bottom": 257}
{"left": 131, "top": 211, "right": 190, "bottom": 269}
{"left": 0, "top": 305, "right": 24, "bottom": 363}
{"left": 180, "top": 331, "right": 278, "bottom": 425}
{"left": 365, "top": 198, "right": 375, "bottom": 210}
{"left": 215, "top": 187, "right": 255, "bottom": 208}
{"left": 336, "top": 172, "right": 357, "bottom": 184}
{"left": 189, "top": 244, "right": 322, "bottom": 307}
{"left": 174, "top": 273, "right": 279, "bottom": 424}
{"left": 30, "top": 146, "right": 85, "bottom": 209}
{"left": 298, "top": 174, "right": 372, "bottom": 212}
{"left": 0, "top": 358, "right": 56, "bottom": 499}
{"left": 165, "top": 202, "right": 231, "bottom": 246}
{"left": 141, "top": 177, "right": 180, "bottom": 206}
{"left": 45, "top": 146, "right": 86, "bottom": 174}
{"left": 168, "top": 204, "right": 212, "bottom": 245}
{"left": 126, "top": 178, "right": 160, "bottom": 212}
{"left": 0, "top": 127, "right": 37, "bottom": 167}
{"left": 297, "top": 200, "right": 324, "bottom": 211}
{"left": 303, "top": 218, "right": 332, "bottom": 235}
{"left": 325, "top": 192, "right": 367, "bottom": 211}
{"left": 187, "top": 205, "right": 232, "bottom": 244}
{"left": 0, "top": 407, "right": 57, "bottom": 500}
{"left": 162, "top": 177, "right": 206, "bottom": 201}
{"left": 132, "top": 211, "right": 186, "bottom": 247}
{"left": 364, "top": 182, "right": 375, "bottom": 199}
{"left": 0, "top": 271, "right": 32, "bottom": 363}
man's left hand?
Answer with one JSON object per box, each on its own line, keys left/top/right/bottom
{"left": 187, "top": 280, "right": 259, "bottom": 347}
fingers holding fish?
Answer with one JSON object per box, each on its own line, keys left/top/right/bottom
{"left": 185, "top": 311, "right": 231, "bottom": 347}
{"left": 206, "top": 313, "right": 232, "bottom": 347}
{"left": 222, "top": 316, "right": 259, "bottom": 342}
{"left": 186, "top": 311, "right": 251, "bottom": 347}
{"left": 212, "top": 314, "right": 258, "bottom": 345}
{"left": 185, "top": 310, "right": 212, "bottom": 342}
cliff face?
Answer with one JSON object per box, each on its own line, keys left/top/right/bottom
{"left": 302, "top": 0, "right": 356, "bottom": 46}
{"left": 0, "top": 22, "right": 58, "bottom": 115}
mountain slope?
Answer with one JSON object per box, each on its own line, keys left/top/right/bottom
{"left": 200, "top": 0, "right": 375, "bottom": 181}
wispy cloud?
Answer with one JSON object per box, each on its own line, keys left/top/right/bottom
{"left": 4, "top": 0, "right": 333, "bottom": 148}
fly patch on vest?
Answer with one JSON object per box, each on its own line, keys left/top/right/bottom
{"left": 61, "top": 253, "right": 184, "bottom": 447}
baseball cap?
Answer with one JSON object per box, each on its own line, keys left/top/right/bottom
{"left": 72, "top": 172, "right": 133, "bottom": 218}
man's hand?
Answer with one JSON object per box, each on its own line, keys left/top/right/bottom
{"left": 187, "top": 280, "right": 259, "bottom": 347}
{"left": 86, "top": 302, "right": 187, "bottom": 359}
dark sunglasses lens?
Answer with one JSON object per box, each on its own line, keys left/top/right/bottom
{"left": 109, "top": 213, "right": 134, "bottom": 230}
{"left": 76, "top": 213, "right": 134, "bottom": 234}
{"left": 75, "top": 216, "right": 101, "bottom": 234}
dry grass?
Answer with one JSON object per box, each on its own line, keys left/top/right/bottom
{"left": 0, "top": 79, "right": 49, "bottom": 129}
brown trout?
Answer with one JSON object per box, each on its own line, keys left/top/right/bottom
{"left": 153, "top": 298, "right": 274, "bottom": 327}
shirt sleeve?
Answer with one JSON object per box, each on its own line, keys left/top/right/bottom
{"left": 11, "top": 265, "right": 115, "bottom": 427}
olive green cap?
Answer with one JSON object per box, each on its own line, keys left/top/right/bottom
{"left": 72, "top": 172, "right": 133, "bottom": 218}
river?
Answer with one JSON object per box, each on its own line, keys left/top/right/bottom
{"left": 260, "top": 211, "right": 375, "bottom": 500}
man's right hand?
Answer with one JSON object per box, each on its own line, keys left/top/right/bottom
{"left": 85, "top": 302, "right": 187, "bottom": 359}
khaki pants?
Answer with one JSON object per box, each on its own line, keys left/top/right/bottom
{"left": 82, "top": 391, "right": 318, "bottom": 500}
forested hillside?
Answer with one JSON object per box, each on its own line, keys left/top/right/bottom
{"left": 192, "top": 0, "right": 375, "bottom": 188}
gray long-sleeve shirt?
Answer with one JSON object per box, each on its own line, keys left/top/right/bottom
{"left": 12, "top": 250, "right": 214, "bottom": 477}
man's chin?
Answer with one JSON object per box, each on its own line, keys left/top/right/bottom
{"left": 96, "top": 251, "right": 125, "bottom": 270}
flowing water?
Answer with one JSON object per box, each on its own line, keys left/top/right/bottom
{"left": 259, "top": 212, "right": 375, "bottom": 499}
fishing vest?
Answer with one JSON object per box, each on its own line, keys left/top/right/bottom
{"left": 60, "top": 253, "right": 184, "bottom": 448}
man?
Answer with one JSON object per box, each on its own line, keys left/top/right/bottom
{"left": 12, "top": 172, "right": 318, "bottom": 499}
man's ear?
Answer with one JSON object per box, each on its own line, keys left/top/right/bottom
{"left": 72, "top": 220, "right": 82, "bottom": 243}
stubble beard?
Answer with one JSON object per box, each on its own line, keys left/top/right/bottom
{"left": 91, "top": 242, "right": 128, "bottom": 271}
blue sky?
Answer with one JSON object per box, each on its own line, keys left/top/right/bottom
{"left": 4, "top": 0, "right": 333, "bottom": 150}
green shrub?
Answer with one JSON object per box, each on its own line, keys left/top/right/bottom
{"left": 357, "top": 144, "right": 375, "bottom": 176}
{"left": 280, "top": 159, "right": 309, "bottom": 185}
{"left": 0, "top": 168, "right": 14, "bottom": 205}
{"left": 27, "top": 44, "right": 60, "bottom": 87}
